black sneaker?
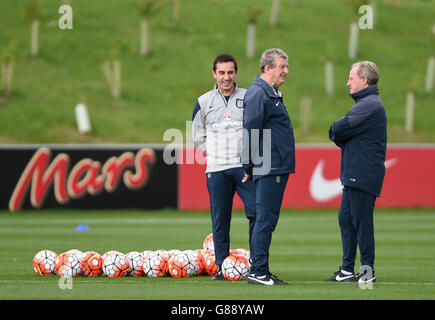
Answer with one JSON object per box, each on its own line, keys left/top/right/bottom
{"left": 211, "top": 267, "right": 224, "bottom": 280}
{"left": 248, "top": 273, "right": 288, "bottom": 285}
{"left": 269, "top": 273, "right": 289, "bottom": 285}
{"left": 324, "top": 268, "right": 358, "bottom": 282}
{"left": 357, "top": 266, "right": 376, "bottom": 283}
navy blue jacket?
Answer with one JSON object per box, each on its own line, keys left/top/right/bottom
{"left": 329, "top": 84, "right": 387, "bottom": 197}
{"left": 242, "top": 76, "right": 295, "bottom": 182}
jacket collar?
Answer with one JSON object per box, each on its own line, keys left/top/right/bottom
{"left": 350, "top": 84, "right": 379, "bottom": 101}
{"left": 253, "top": 75, "right": 281, "bottom": 98}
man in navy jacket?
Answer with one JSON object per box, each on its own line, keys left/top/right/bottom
{"left": 242, "top": 48, "right": 295, "bottom": 285}
{"left": 325, "top": 61, "right": 387, "bottom": 283}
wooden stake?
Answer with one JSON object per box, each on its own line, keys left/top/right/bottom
{"left": 349, "top": 22, "right": 358, "bottom": 60}
{"left": 112, "top": 59, "right": 121, "bottom": 99}
{"left": 1, "top": 61, "right": 14, "bottom": 98}
{"left": 425, "top": 56, "right": 434, "bottom": 93}
{"left": 246, "top": 23, "right": 256, "bottom": 58}
{"left": 75, "top": 103, "right": 92, "bottom": 134}
{"left": 369, "top": 0, "right": 376, "bottom": 28}
{"left": 102, "top": 60, "right": 121, "bottom": 99}
{"left": 31, "top": 19, "right": 39, "bottom": 57}
{"left": 405, "top": 92, "right": 415, "bottom": 133}
{"left": 325, "top": 62, "right": 334, "bottom": 96}
{"left": 172, "top": 0, "right": 179, "bottom": 22}
{"left": 140, "top": 19, "right": 150, "bottom": 57}
{"left": 270, "top": 0, "right": 280, "bottom": 26}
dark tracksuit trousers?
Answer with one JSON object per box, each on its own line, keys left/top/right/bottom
{"left": 339, "top": 186, "right": 376, "bottom": 273}
{"left": 250, "top": 174, "right": 289, "bottom": 277}
{"left": 206, "top": 167, "right": 256, "bottom": 267}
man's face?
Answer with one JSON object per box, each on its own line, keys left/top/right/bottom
{"left": 213, "top": 61, "right": 237, "bottom": 96}
{"left": 347, "top": 66, "right": 368, "bottom": 94}
{"left": 266, "top": 57, "right": 289, "bottom": 88}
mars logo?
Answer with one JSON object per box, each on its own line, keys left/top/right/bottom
{"left": 223, "top": 113, "right": 231, "bottom": 120}
{"left": 9, "top": 147, "right": 156, "bottom": 211}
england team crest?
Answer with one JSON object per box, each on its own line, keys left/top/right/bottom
{"left": 236, "top": 99, "right": 243, "bottom": 108}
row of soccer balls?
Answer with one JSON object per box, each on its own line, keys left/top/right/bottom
{"left": 32, "top": 233, "right": 251, "bottom": 281}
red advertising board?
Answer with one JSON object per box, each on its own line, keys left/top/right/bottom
{"left": 178, "top": 144, "right": 435, "bottom": 209}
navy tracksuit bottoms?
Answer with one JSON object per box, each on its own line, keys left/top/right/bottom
{"left": 339, "top": 186, "right": 376, "bottom": 273}
{"left": 206, "top": 167, "right": 256, "bottom": 267}
{"left": 250, "top": 174, "right": 289, "bottom": 277}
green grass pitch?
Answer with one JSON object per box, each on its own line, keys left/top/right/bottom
{"left": 0, "top": 208, "right": 434, "bottom": 300}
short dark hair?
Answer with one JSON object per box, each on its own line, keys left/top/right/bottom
{"left": 213, "top": 54, "right": 238, "bottom": 72}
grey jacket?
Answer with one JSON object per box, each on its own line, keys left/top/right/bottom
{"left": 192, "top": 84, "right": 247, "bottom": 173}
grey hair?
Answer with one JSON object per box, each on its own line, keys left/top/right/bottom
{"left": 352, "top": 61, "right": 379, "bottom": 86}
{"left": 260, "top": 48, "right": 288, "bottom": 73}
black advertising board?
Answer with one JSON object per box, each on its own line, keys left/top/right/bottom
{"left": 0, "top": 145, "right": 177, "bottom": 211}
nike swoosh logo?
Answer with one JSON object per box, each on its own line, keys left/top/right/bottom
{"left": 309, "top": 160, "right": 342, "bottom": 202}
{"left": 336, "top": 274, "right": 355, "bottom": 281}
{"left": 249, "top": 276, "right": 274, "bottom": 285}
{"left": 309, "top": 158, "right": 398, "bottom": 202}
{"left": 384, "top": 157, "right": 398, "bottom": 168}
{"left": 275, "top": 102, "right": 279, "bottom": 106}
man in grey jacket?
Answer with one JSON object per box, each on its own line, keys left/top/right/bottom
{"left": 192, "top": 54, "right": 256, "bottom": 280}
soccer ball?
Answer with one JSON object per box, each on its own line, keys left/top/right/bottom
{"left": 126, "top": 251, "right": 144, "bottom": 277}
{"left": 191, "top": 249, "right": 206, "bottom": 276}
{"left": 230, "top": 248, "right": 250, "bottom": 263}
{"left": 33, "top": 250, "right": 57, "bottom": 276}
{"left": 102, "top": 250, "right": 121, "bottom": 262}
{"left": 81, "top": 251, "right": 103, "bottom": 277}
{"left": 102, "top": 252, "right": 130, "bottom": 278}
{"left": 168, "top": 252, "right": 196, "bottom": 278}
{"left": 67, "top": 249, "right": 84, "bottom": 261}
{"left": 141, "top": 250, "right": 153, "bottom": 262}
{"left": 204, "top": 253, "right": 219, "bottom": 276}
{"left": 55, "top": 252, "right": 82, "bottom": 278}
{"left": 201, "top": 249, "right": 214, "bottom": 273}
{"left": 202, "top": 233, "right": 214, "bottom": 252}
{"left": 222, "top": 255, "right": 250, "bottom": 281}
{"left": 143, "top": 250, "right": 169, "bottom": 278}
{"left": 168, "top": 249, "right": 182, "bottom": 260}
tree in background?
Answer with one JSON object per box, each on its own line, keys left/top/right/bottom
{"left": 246, "top": 7, "right": 263, "bottom": 58}
{"left": 270, "top": 0, "right": 280, "bottom": 27}
{"left": 340, "top": 0, "right": 367, "bottom": 60}
{"left": 134, "top": 0, "right": 165, "bottom": 57}
{"left": 171, "top": 0, "right": 179, "bottom": 22}
{"left": 0, "top": 39, "right": 17, "bottom": 104}
{"left": 102, "top": 45, "right": 122, "bottom": 100}
{"left": 23, "top": 0, "right": 43, "bottom": 57}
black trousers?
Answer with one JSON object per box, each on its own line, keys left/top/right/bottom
{"left": 206, "top": 167, "right": 256, "bottom": 267}
{"left": 339, "top": 186, "right": 376, "bottom": 273}
{"left": 250, "top": 174, "right": 289, "bottom": 276}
